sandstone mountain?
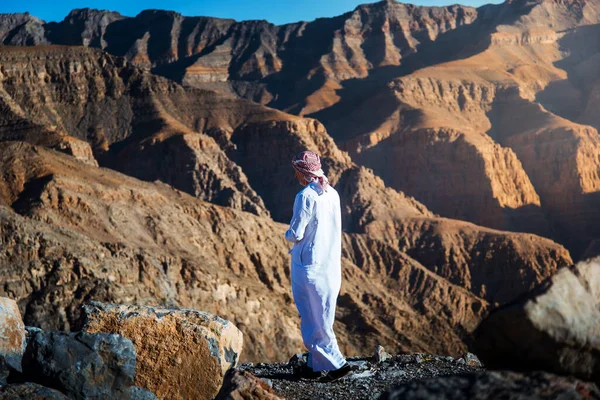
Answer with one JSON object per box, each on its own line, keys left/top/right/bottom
{"left": 0, "top": 0, "right": 588, "bottom": 361}
{"left": 0, "top": 141, "right": 571, "bottom": 361}
{"left": 5, "top": 0, "right": 597, "bottom": 258}
{"left": 0, "top": 41, "right": 572, "bottom": 361}
{"left": 319, "top": 0, "right": 600, "bottom": 259}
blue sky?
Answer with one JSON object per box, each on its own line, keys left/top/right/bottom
{"left": 1, "top": 0, "right": 501, "bottom": 25}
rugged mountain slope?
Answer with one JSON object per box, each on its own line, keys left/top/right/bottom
{"left": 0, "top": 2, "right": 479, "bottom": 113}
{"left": 0, "top": 43, "right": 570, "bottom": 299}
{"left": 0, "top": 142, "right": 573, "bottom": 360}
{"left": 0, "top": 44, "right": 428, "bottom": 227}
{"left": 4, "top": 1, "right": 598, "bottom": 258}
{"left": 4, "top": 2, "right": 600, "bottom": 258}
{"left": 310, "top": 0, "right": 600, "bottom": 258}
{"left": 0, "top": 1, "right": 580, "bottom": 361}
{"left": 0, "top": 45, "right": 272, "bottom": 216}
{"left": 0, "top": 142, "right": 486, "bottom": 360}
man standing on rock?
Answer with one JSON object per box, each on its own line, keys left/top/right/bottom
{"left": 285, "top": 150, "right": 353, "bottom": 382}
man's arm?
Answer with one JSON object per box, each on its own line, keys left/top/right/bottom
{"left": 285, "top": 193, "right": 314, "bottom": 243}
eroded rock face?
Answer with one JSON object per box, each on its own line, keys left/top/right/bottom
{"left": 0, "top": 45, "right": 270, "bottom": 217}
{"left": 474, "top": 257, "right": 600, "bottom": 381}
{"left": 50, "top": 136, "right": 99, "bottom": 167}
{"left": 22, "top": 330, "right": 136, "bottom": 400}
{"left": 0, "top": 297, "right": 26, "bottom": 372}
{"left": 215, "top": 369, "right": 284, "bottom": 400}
{"left": 0, "top": 142, "right": 568, "bottom": 363}
{"left": 315, "top": 0, "right": 600, "bottom": 259}
{"left": 379, "top": 370, "right": 600, "bottom": 400}
{"left": 2, "top": 4, "right": 478, "bottom": 114}
{"left": 82, "top": 302, "right": 243, "bottom": 400}
{"left": 4, "top": 0, "right": 600, "bottom": 262}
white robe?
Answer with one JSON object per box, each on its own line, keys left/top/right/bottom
{"left": 285, "top": 181, "right": 346, "bottom": 372}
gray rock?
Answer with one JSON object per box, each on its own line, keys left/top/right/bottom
{"left": 22, "top": 330, "right": 136, "bottom": 400}
{"left": 0, "top": 382, "right": 70, "bottom": 399}
{"left": 379, "top": 370, "right": 600, "bottom": 400}
{"left": 474, "top": 258, "right": 600, "bottom": 381}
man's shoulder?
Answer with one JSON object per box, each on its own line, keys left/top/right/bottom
{"left": 297, "top": 186, "right": 319, "bottom": 201}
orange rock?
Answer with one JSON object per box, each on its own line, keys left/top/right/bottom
{"left": 82, "top": 302, "right": 243, "bottom": 400}
{"left": 0, "top": 297, "right": 26, "bottom": 372}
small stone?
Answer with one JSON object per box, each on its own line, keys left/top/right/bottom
{"left": 0, "top": 297, "right": 26, "bottom": 372}
{"left": 215, "top": 369, "right": 284, "bottom": 400}
{"left": 458, "top": 352, "right": 483, "bottom": 367}
{"left": 375, "top": 345, "right": 392, "bottom": 363}
{"left": 287, "top": 353, "right": 308, "bottom": 368}
{"left": 415, "top": 354, "right": 431, "bottom": 364}
{"left": 261, "top": 378, "right": 273, "bottom": 388}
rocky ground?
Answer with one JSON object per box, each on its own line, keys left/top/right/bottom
{"left": 241, "top": 354, "right": 482, "bottom": 400}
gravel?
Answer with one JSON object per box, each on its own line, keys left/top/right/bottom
{"left": 240, "top": 354, "right": 482, "bottom": 400}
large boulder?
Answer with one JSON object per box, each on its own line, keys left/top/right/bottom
{"left": 379, "top": 371, "right": 600, "bottom": 400}
{"left": 0, "top": 383, "right": 70, "bottom": 400}
{"left": 215, "top": 369, "right": 284, "bottom": 400}
{"left": 81, "top": 302, "right": 244, "bottom": 400}
{"left": 473, "top": 258, "right": 600, "bottom": 381}
{"left": 0, "top": 297, "right": 26, "bottom": 371}
{"left": 22, "top": 330, "right": 137, "bottom": 399}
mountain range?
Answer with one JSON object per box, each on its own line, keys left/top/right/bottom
{"left": 0, "top": 0, "right": 597, "bottom": 361}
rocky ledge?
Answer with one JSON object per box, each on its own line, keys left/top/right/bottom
{"left": 0, "top": 256, "right": 599, "bottom": 400}
{"left": 239, "top": 353, "right": 482, "bottom": 400}
{"left": 228, "top": 353, "right": 599, "bottom": 400}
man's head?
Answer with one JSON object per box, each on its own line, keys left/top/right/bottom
{"left": 291, "top": 151, "right": 329, "bottom": 190}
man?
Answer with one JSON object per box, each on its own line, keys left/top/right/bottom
{"left": 285, "top": 150, "right": 353, "bottom": 382}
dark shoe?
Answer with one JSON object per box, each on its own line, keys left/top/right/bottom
{"left": 320, "top": 363, "right": 355, "bottom": 382}
{"left": 294, "top": 364, "right": 322, "bottom": 380}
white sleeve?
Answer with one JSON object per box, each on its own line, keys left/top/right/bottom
{"left": 285, "top": 193, "right": 314, "bottom": 243}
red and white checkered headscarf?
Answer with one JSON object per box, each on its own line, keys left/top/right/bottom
{"left": 292, "top": 151, "right": 329, "bottom": 191}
